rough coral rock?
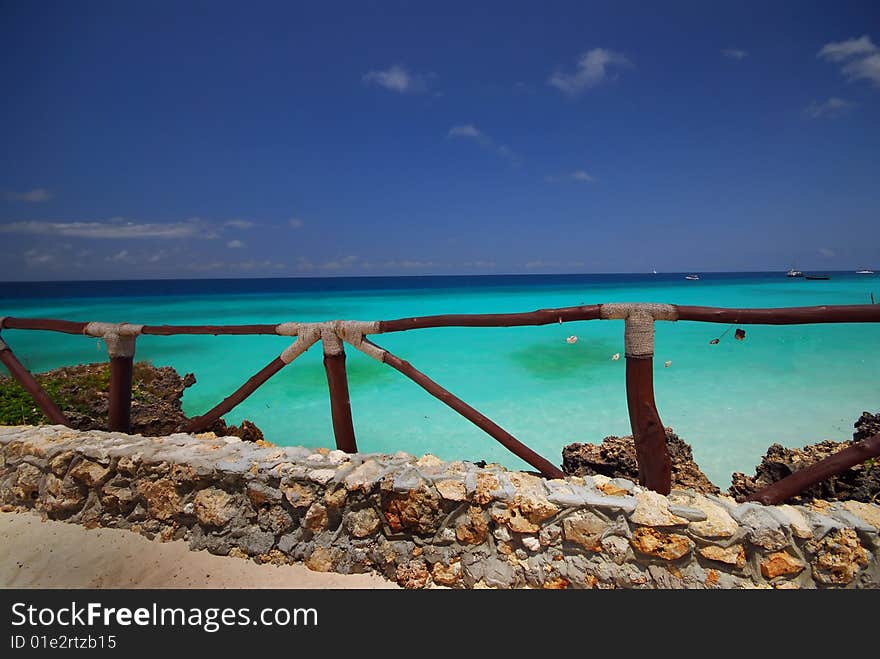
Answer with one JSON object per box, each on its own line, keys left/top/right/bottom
{"left": 760, "top": 552, "right": 805, "bottom": 579}
{"left": 630, "top": 527, "right": 692, "bottom": 560}
{"left": 562, "top": 429, "right": 719, "bottom": 495}
{"left": 806, "top": 528, "right": 869, "bottom": 584}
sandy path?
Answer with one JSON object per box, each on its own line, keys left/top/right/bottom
{"left": 0, "top": 510, "right": 398, "bottom": 589}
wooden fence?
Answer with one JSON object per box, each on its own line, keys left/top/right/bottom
{"left": 1, "top": 302, "right": 879, "bottom": 505}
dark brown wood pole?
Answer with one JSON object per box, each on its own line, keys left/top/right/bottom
{"left": 142, "top": 324, "right": 280, "bottom": 335}
{"left": 379, "top": 304, "right": 602, "bottom": 332}
{"left": 675, "top": 304, "right": 880, "bottom": 324}
{"left": 108, "top": 355, "right": 134, "bottom": 432}
{"left": 322, "top": 331, "right": 357, "bottom": 453}
{"left": 0, "top": 335, "right": 70, "bottom": 426}
{"left": 368, "top": 340, "right": 565, "bottom": 479}
{"left": 184, "top": 356, "right": 288, "bottom": 433}
{"left": 746, "top": 432, "right": 880, "bottom": 505}
{"left": 625, "top": 356, "right": 672, "bottom": 494}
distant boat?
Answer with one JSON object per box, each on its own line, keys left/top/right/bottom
{"left": 786, "top": 268, "right": 804, "bottom": 278}
{"left": 652, "top": 269, "right": 658, "bottom": 274}
{"left": 805, "top": 274, "right": 830, "bottom": 280}
{"left": 685, "top": 274, "right": 700, "bottom": 281}
{"left": 856, "top": 268, "right": 875, "bottom": 275}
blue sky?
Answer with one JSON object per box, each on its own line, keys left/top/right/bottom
{"left": 1, "top": 1, "right": 879, "bottom": 280}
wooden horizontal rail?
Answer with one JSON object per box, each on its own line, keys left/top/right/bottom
{"left": 142, "top": 324, "right": 280, "bottom": 335}
{"left": 676, "top": 304, "right": 880, "bottom": 324}
{"left": 379, "top": 305, "right": 602, "bottom": 332}
{"left": 1, "top": 317, "right": 88, "bottom": 334}
{"left": 3, "top": 304, "right": 879, "bottom": 336}
{"left": 746, "top": 432, "right": 880, "bottom": 505}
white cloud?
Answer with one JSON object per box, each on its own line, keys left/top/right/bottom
{"left": 818, "top": 35, "right": 877, "bottom": 62}
{"left": 224, "top": 219, "right": 255, "bottom": 229}
{"left": 0, "top": 218, "right": 212, "bottom": 239}
{"left": 818, "top": 247, "right": 835, "bottom": 257}
{"left": 571, "top": 170, "right": 594, "bottom": 182}
{"left": 721, "top": 49, "right": 748, "bottom": 60}
{"left": 5, "top": 188, "right": 53, "bottom": 202}
{"left": 805, "top": 97, "right": 854, "bottom": 118}
{"left": 818, "top": 35, "right": 880, "bottom": 87}
{"left": 448, "top": 124, "right": 483, "bottom": 139}
{"left": 289, "top": 217, "right": 305, "bottom": 229}
{"left": 548, "top": 48, "right": 630, "bottom": 95}
{"left": 525, "top": 259, "right": 586, "bottom": 270}
{"left": 362, "top": 65, "right": 429, "bottom": 94}
{"left": 842, "top": 53, "right": 880, "bottom": 86}
{"left": 447, "top": 124, "right": 520, "bottom": 163}
{"left": 226, "top": 239, "right": 245, "bottom": 248}
{"left": 320, "top": 255, "right": 360, "bottom": 270}
{"left": 23, "top": 248, "right": 54, "bottom": 266}
{"left": 106, "top": 250, "right": 133, "bottom": 263}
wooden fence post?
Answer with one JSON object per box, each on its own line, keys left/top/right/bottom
{"left": 618, "top": 309, "right": 672, "bottom": 494}
{"left": 322, "top": 328, "right": 357, "bottom": 453}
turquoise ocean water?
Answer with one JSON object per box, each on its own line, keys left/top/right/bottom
{"left": 1, "top": 272, "right": 878, "bottom": 488}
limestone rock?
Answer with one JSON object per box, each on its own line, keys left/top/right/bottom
{"left": 473, "top": 472, "right": 501, "bottom": 505}
{"left": 383, "top": 487, "right": 443, "bottom": 535}
{"left": 435, "top": 479, "right": 467, "bottom": 502}
{"left": 682, "top": 499, "right": 737, "bottom": 538}
{"left": 324, "top": 486, "right": 347, "bottom": 509}
{"left": 305, "top": 547, "right": 335, "bottom": 572}
{"left": 510, "top": 472, "right": 559, "bottom": 524}
{"left": 760, "top": 552, "right": 805, "bottom": 579}
{"left": 193, "top": 488, "right": 238, "bottom": 527}
{"left": 562, "top": 511, "right": 606, "bottom": 551}
{"left": 806, "top": 528, "right": 869, "bottom": 585}
{"left": 455, "top": 506, "right": 489, "bottom": 544}
{"left": 308, "top": 469, "right": 336, "bottom": 486}
{"left": 629, "top": 490, "right": 688, "bottom": 527}
{"left": 522, "top": 536, "right": 541, "bottom": 552}
{"left": 699, "top": 544, "right": 746, "bottom": 569}
{"left": 431, "top": 559, "right": 462, "bottom": 586}
{"left": 136, "top": 478, "right": 180, "bottom": 521}
{"left": 396, "top": 560, "right": 429, "bottom": 589}
{"left": 258, "top": 505, "right": 293, "bottom": 534}
{"left": 343, "top": 459, "right": 385, "bottom": 492}
{"left": 11, "top": 463, "right": 42, "bottom": 501}
{"left": 346, "top": 508, "right": 381, "bottom": 538}
{"left": 842, "top": 500, "right": 880, "bottom": 531}
{"left": 630, "top": 528, "right": 692, "bottom": 560}
{"left": 303, "top": 502, "right": 329, "bottom": 532}
{"left": 68, "top": 459, "right": 111, "bottom": 488}
{"left": 282, "top": 482, "right": 315, "bottom": 509}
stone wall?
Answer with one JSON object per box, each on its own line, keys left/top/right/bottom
{"left": 1, "top": 425, "right": 878, "bottom": 589}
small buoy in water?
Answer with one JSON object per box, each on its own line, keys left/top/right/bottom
{"left": 734, "top": 328, "right": 746, "bottom": 341}
{"left": 709, "top": 338, "right": 720, "bottom": 345}
{"left": 565, "top": 335, "right": 578, "bottom": 344}
{"left": 611, "top": 352, "right": 620, "bottom": 361}
{"left": 664, "top": 360, "right": 672, "bottom": 368}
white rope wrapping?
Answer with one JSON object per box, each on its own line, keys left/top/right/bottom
{"left": 599, "top": 303, "right": 677, "bottom": 358}
{"left": 279, "top": 326, "right": 320, "bottom": 364}
{"left": 275, "top": 322, "right": 300, "bottom": 336}
{"left": 83, "top": 322, "right": 144, "bottom": 358}
{"left": 624, "top": 310, "right": 655, "bottom": 358}
{"left": 346, "top": 338, "right": 387, "bottom": 363}
{"left": 599, "top": 303, "right": 678, "bottom": 321}
{"left": 321, "top": 325, "right": 344, "bottom": 356}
